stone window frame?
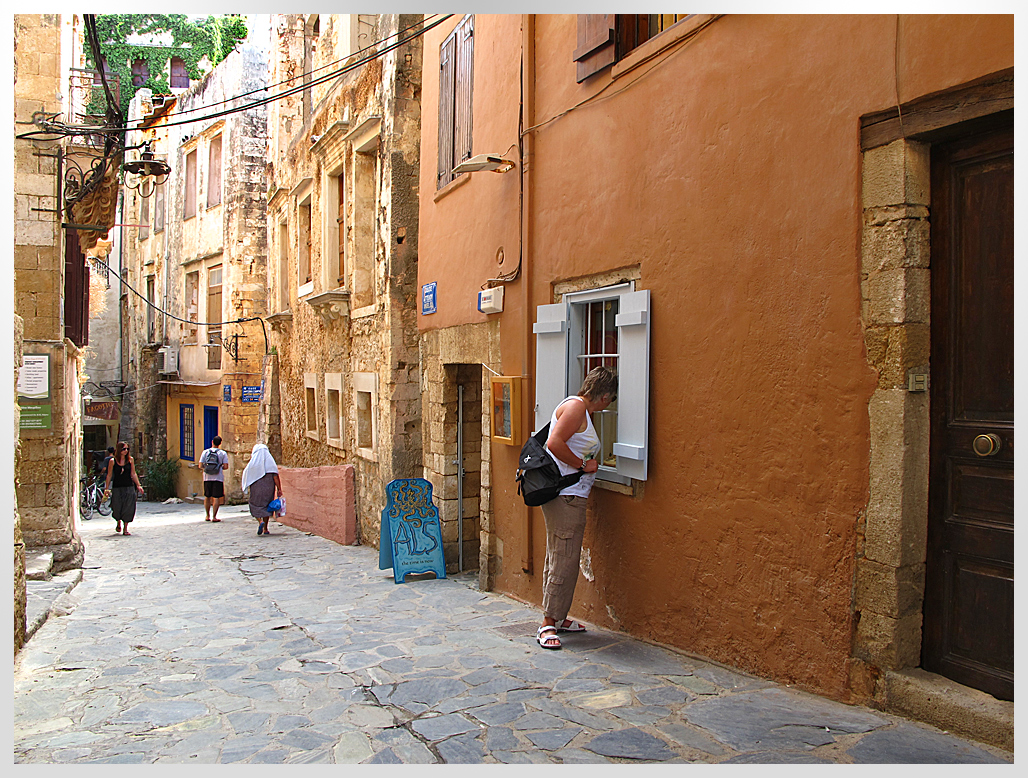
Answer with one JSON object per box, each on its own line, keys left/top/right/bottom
{"left": 352, "top": 371, "right": 378, "bottom": 461}
{"left": 304, "top": 372, "right": 319, "bottom": 441}
{"left": 324, "top": 372, "right": 345, "bottom": 450}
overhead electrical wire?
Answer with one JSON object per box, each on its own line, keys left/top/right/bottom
{"left": 133, "top": 14, "right": 445, "bottom": 123}
{"left": 17, "top": 14, "right": 452, "bottom": 142}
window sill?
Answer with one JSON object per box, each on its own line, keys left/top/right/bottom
{"left": 297, "top": 281, "right": 315, "bottom": 299}
{"left": 305, "top": 430, "right": 320, "bottom": 442}
{"left": 206, "top": 202, "right": 222, "bottom": 211}
{"left": 356, "top": 446, "right": 378, "bottom": 462}
{"left": 594, "top": 477, "right": 636, "bottom": 497}
{"left": 350, "top": 302, "right": 379, "bottom": 320}
{"left": 433, "top": 172, "right": 470, "bottom": 203}
{"left": 611, "top": 13, "right": 718, "bottom": 80}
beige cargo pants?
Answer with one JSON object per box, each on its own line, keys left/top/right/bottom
{"left": 540, "top": 494, "right": 588, "bottom": 624}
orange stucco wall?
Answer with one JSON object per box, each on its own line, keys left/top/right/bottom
{"left": 417, "top": 14, "right": 1013, "bottom": 700}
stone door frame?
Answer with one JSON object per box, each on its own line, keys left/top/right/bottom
{"left": 852, "top": 70, "right": 1013, "bottom": 706}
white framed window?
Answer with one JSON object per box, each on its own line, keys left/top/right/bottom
{"left": 534, "top": 283, "right": 651, "bottom": 482}
{"left": 304, "top": 372, "right": 319, "bottom": 440}
{"left": 352, "top": 371, "right": 378, "bottom": 460}
{"left": 322, "top": 166, "right": 345, "bottom": 291}
{"left": 325, "top": 372, "right": 345, "bottom": 449}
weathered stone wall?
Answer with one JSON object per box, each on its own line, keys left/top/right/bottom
{"left": 419, "top": 322, "right": 501, "bottom": 587}
{"left": 267, "top": 14, "right": 425, "bottom": 549}
{"left": 851, "top": 139, "right": 932, "bottom": 700}
{"left": 14, "top": 315, "right": 27, "bottom": 654}
{"left": 13, "top": 13, "right": 83, "bottom": 573}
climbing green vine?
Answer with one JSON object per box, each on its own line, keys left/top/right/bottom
{"left": 87, "top": 14, "right": 249, "bottom": 118}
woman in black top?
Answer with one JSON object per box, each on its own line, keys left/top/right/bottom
{"left": 104, "top": 441, "right": 144, "bottom": 535}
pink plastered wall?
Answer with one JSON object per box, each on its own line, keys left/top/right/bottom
{"left": 277, "top": 465, "right": 357, "bottom": 546}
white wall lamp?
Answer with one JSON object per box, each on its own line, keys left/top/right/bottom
{"left": 453, "top": 154, "right": 516, "bottom": 175}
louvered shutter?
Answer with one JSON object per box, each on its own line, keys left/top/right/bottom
{"left": 437, "top": 32, "right": 456, "bottom": 187}
{"left": 533, "top": 302, "right": 570, "bottom": 433}
{"left": 573, "top": 14, "right": 616, "bottom": 83}
{"left": 613, "top": 289, "right": 650, "bottom": 480}
{"left": 454, "top": 16, "right": 475, "bottom": 167}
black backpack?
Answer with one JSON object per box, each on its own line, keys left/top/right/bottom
{"left": 202, "top": 448, "right": 222, "bottom": 475}
{"left": 515, "top": 423, "right": 584, "bottom": 507}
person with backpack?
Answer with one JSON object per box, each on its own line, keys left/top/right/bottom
{"left": 198, "top": 435, "right": 229, "bottom": 522}
{"left": 534, "top": 366, "right": 618, "bottom": 650}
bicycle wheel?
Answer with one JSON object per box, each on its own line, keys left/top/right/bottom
{"left": 95, "top": 485, "right": 112, "bottom": 516}
{"left": 79, "top": 483, "right": 93, "bottom": 520}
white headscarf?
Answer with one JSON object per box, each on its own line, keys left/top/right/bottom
{"left": 241, "top": 443, "right": 278, "bottom": 491}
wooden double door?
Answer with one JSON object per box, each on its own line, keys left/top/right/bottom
{"left": 923, "top": 121, "right": 1013, "bottom": 701}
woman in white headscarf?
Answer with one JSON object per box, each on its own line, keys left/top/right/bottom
{"left": 241, "top": 443, "right": 283, "bottom": 535}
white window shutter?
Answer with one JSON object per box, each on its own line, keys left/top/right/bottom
{"left": 614, "top": 289, "right": 650, "bottom": 480}
{"left": 533, "top": 302, "right": 569, "bottom": 432}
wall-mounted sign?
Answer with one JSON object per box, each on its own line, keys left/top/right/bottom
{"left": 421, "top": 282, "right": 437, "bottom": 315}
{"left": 85, "top": 401, "right": 119, "bottom": 421}
{"left": 241, "top": 385, "right": 261, "bottom": 403}
{"left": 490, "top": 376, "right": 522, "bottom": 446}
{"left": 18, "top": 354, "right": 52, "bottom": 429}
{"left": 18, "top": 354, "right": 50, "bottom": 401}
{"left": 223, "top": 384, "right": 232, "bottom": 402}
{"left": 379, "top": 478, "right": 446, "bottom": 584}
{"left": 20, "top": 405, "right": 52, "bottom": 429}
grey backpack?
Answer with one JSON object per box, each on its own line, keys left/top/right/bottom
{"left": 202, "top": 448, "right": 222, "bottom": 475}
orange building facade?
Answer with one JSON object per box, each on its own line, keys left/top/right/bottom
{"left": 416, "top": 14, "right": 1013, "bottom": 743}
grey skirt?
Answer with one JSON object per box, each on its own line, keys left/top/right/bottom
{"left": 110, "top": 486, "right": 137, "bottom": 524}
{"left": 247, "top": 472, "right": 277, "bottom": 519}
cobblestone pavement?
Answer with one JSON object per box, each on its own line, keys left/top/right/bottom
{"left": 14, "top": 501, "right": 1013, "bottom": 765}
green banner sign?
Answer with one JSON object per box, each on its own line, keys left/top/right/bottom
{"left": 20, "top": 404, "right": 52, "bottom": 429}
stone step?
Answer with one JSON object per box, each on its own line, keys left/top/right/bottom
{"left": 24, "top": 551, "right": 54, "bottom": 581}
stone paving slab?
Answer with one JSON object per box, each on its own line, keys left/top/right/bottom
{"left": 13, "top": 501, "right": 1014, "bottom": 765}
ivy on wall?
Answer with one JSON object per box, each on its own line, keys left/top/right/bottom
{"left": 87, "top": 14, "right": 249, "bottom": 117}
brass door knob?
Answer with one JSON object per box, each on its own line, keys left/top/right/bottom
{"left": 972, "top": 434, "right": 1003, "bottom": 457}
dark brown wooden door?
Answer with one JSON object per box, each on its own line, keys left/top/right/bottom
{"left": 924, "top": 123, "right": 1013, "bottom": 701}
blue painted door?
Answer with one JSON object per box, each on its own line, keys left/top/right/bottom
{"left": 203, "top": 406, "right": 219, "bottom": 452}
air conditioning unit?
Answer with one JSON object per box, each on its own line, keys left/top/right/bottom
{"left": 157, "top": 346, "right": 178, "bottom": 375}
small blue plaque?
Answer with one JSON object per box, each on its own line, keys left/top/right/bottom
{"left": 223, "top": 384, "right": 232, "bottom": 402}
{"left": 422, "top": 282, "right": 437, "bottom": 315}
{"left": 379, "top": 478, "right": 446, "bottom": 584}
{"left": 241, "top": 385, "right": 261, "bottom": 403}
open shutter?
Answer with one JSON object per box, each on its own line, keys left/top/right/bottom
{"left": 534, "top": 302, "right": 569, "bottom": 433}
{"left": 437, "top": 32, "right": 456, "bottom": 187}
{"left": 614, "top": 289, "right": 650, "bottom": 480}
{"left": 573, "top": 14, "right": 616, "bottom": 83}
{"left": 454, "top": 15, "right": 474, "bottom": 166}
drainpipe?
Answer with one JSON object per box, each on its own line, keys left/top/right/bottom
{"left": 520, "top": 14, "right": 536, "bottom": 575}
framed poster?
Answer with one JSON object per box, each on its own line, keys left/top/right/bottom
{"left": 490, "top": 376, "right": 522, "bottom": 446}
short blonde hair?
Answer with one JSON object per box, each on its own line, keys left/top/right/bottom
{"left": 578, "top": 366, "right": 617, "bottom": 401}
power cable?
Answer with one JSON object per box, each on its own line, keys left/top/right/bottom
{"left": 125, "top": 14, "right": 443, "bottom": 123}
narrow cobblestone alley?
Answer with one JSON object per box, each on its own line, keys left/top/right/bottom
{"left": 13, "top": 501, "right": 1012, "bottom": 765}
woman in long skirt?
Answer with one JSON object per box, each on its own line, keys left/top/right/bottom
{"left": 241, "top": 443, "right": 283, "bottom": 535}
{"left": 103, "top": 441, "right": 145, "bottom": 536}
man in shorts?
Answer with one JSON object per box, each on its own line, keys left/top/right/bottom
{"left": 198, "top": 435, "right": 229, "bottom": 522}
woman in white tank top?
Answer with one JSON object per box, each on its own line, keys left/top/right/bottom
{"left": 536, "top": 366, "right": 618, "bottom": 650}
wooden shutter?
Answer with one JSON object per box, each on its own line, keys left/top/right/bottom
{"left": 573, "top": 14, "right": 616, "bottom": 83}
{"left": 153, "top": 183, "right": 165, "bottom": 232}
{"left": 64, "top": 229, "right": 89, "bottom": 347}
{"left": 437, "top": 32, "right": 456, "bottom": 187}
{"left": 454, "top": 15, "right": 475, "bottom": 166}
{"left": 613, "top": 289, "right": 650, "bottom": 480}
{"left": 533, "top": 302, "right": 570, "bottom": 433}
{"left": 207, "top": 135, "right": 222, "bottom": 208}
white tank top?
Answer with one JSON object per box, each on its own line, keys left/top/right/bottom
{"left": 546, "top": 396, "right": 600, "bottom": 498}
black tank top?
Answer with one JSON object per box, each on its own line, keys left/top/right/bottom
{"left": 111, "top": 458, "right": 134, "bottom": 488}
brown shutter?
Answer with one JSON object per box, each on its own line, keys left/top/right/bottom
{"left": 573, "top": 14, "right": 615, "bottom": 83}
{"left": 454, "top": 15, "right": 475, "bottom": 166}
{"left": 64, "top": 230, "right": 89, "bottom": 347}
{"left": 437, "top": 33, "right": 456, "bottom": 187}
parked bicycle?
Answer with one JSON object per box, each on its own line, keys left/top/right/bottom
{"left": 79, "top": 475, "right": 111, "bottom": 520}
